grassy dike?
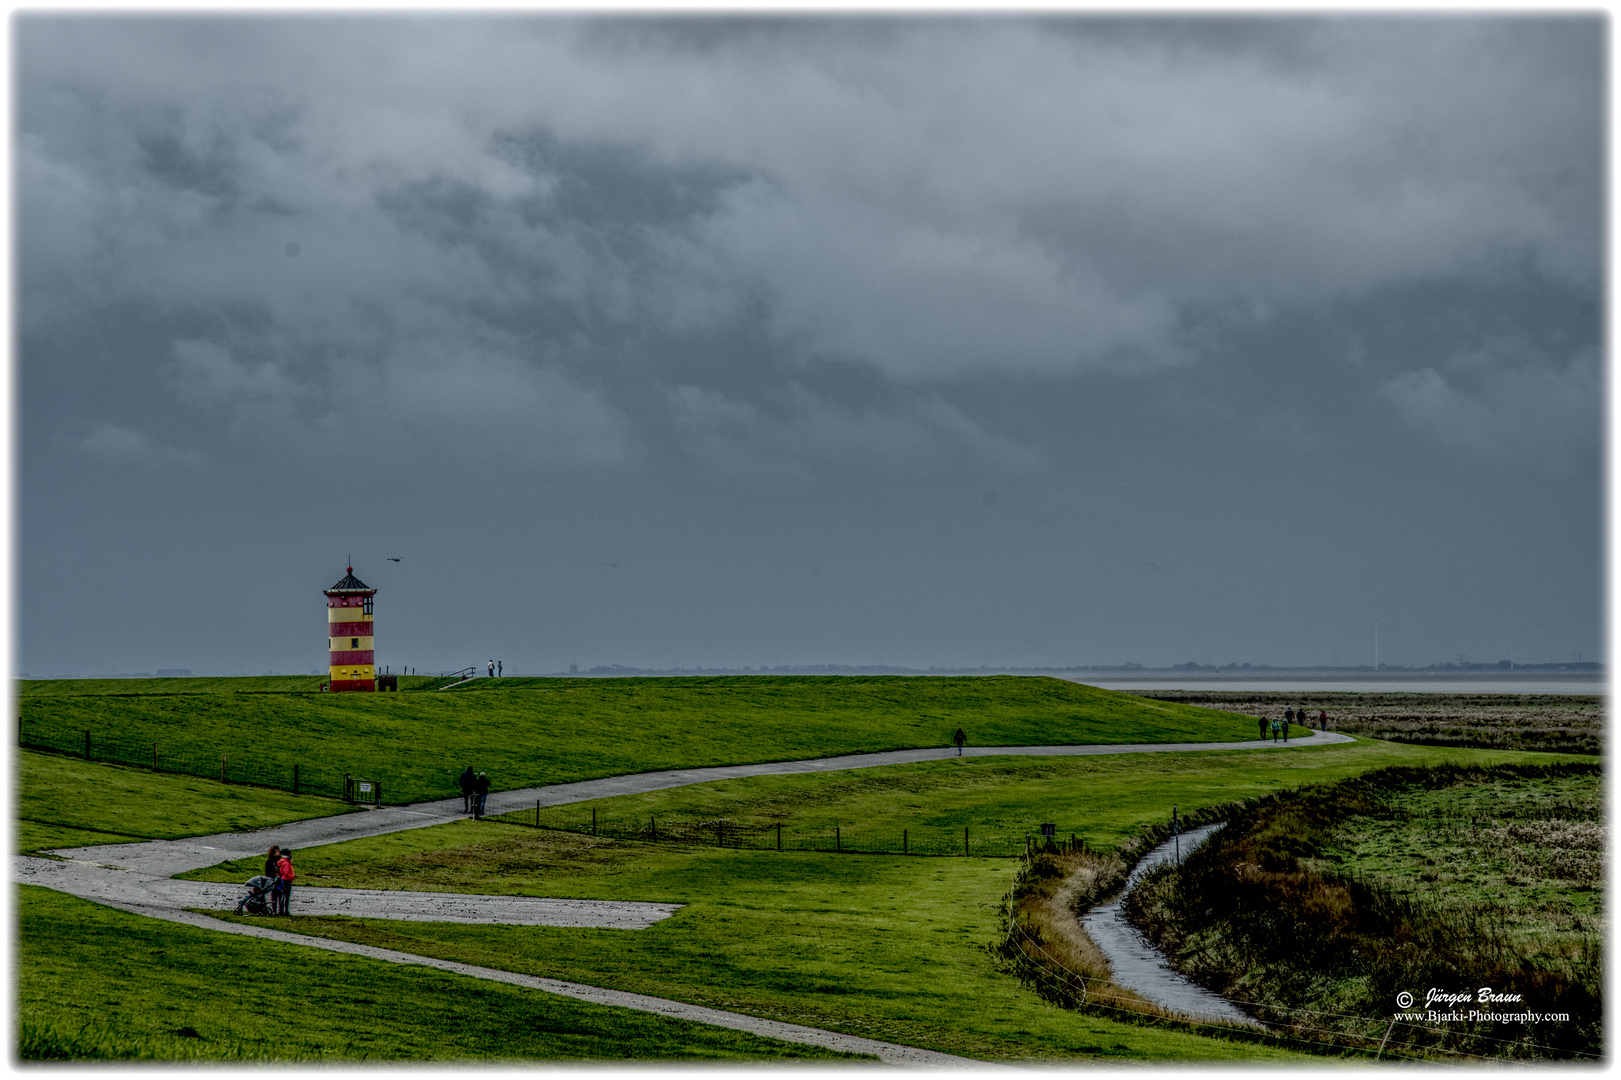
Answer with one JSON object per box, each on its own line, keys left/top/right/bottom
{"left": 17, "top": 749, "right": 357, "bottom": 853}
{"left": 19, "top": 675, "right": 1267, "bottom": 803}
{"left": 185, "top": 739, "right": 1589, "bottom": 1062}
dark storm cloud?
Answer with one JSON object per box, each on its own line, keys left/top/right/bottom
{"left": 16, "top": 14, "right": 1603, "bottom": 674}
{"left": 21, "top": 16, "right": 1600, "bottom": 472}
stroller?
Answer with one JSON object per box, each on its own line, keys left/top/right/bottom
{"left": 234, "top": 874, "right": 281, "bottom": 916}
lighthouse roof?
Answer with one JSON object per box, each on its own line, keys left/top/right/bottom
{"left": 326, "top": 567, "right": 373, "bottom": 593}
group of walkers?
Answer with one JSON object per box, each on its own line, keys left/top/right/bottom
{"left": 259, "top": 845, "right": 297, "bottom": 914}
{"left": 459, "top": 765, "right": 491, "bottom": 819}
{"left": 1258, "top": 706, "right": 1330, "bottom": 742}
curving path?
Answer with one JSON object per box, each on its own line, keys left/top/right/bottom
{"left": 1081, "top": 823, "right": 1258, "bottom": 1027}
{"left": 19, "top": 729, "right": 1351, "bottom": 1064}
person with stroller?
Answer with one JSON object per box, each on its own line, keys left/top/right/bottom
{"left": 275, "top": 848, "right": 296, "bottom": 915}
{"left": 263, "top": 844, "right": 283, "bottom": 911}
{"left": 473, "top": 771, "right": 490, "bottom": 819}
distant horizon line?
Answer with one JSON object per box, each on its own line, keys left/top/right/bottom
{"left": 15, "top": 660, "right": 1606, "bottom": 681}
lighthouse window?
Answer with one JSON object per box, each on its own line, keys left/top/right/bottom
{"left": 351, "top": 638, "right": 360, "bottom": 648}
{"left": 363, "top": 596, "right": 374, "bottom": 615}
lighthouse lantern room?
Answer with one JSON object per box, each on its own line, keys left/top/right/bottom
{"left": 325, "top": 566, "right": 376, "bottom": 691}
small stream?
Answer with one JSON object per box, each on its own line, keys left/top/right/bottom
{"left": 1079, "top": 823, "right": 1259, "bottom": 1027}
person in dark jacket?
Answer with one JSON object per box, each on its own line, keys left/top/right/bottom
{"left": 473, "top": 772, "right": 490, "bottom": 819}
{"left": 953, "top": 728, "right": 966, "bottom": 756}
{"left": 1257, "top": 714, "right": 1267, "bottom": 741}
{"left": 263, "top": 845, "right": 283, "bottom": 909}
{"left": 458, "top": 765, "right": 475, "bottom": 813}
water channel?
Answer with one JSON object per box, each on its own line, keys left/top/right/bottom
{"left": 1079, "top": 823, "right": 1259, "bottom": 1027}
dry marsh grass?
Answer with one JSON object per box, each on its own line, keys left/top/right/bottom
{"left": 1121, "top": 762, "right": 1602, "bottom": 1061}
{"left": 1132, "top": 691, "right": 1602, "bottom": 755}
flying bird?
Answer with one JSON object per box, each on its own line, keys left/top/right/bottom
{"left": 387, "top": 557, "right": 402, "bottom": 562}
{"left": 604, "top": 561, "right": 620, "bottom": 568}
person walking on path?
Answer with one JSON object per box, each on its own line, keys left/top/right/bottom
{"left": 497, "top": 660, "right": 503, "bottom": 677}
{"left": 1257, "top": 715, "right": 1268, "bottom": 741}
{"left": 487, "top": 660, "right": 495, "bottom": 677}
{"left": 263, "top": 844, "right": 283, "bottom": 910}
{"left": 458, "top": 765, "right": 475, "bottom": 813}
{"left": 473, "top": 772, "right": 490, "bottom": 819}
{"left": 1319, "top": 709, "right": 1329, "bottom": 731}
{"left": 1285, "top": 706, "right": 1295, "bottom": 727}
{"left": 1270, "top": 718, "right": 1281, "bottom": 743}
{"left": 275, "top": 849, "right": 296, "bottom": 915}
{"left": 1282, "top": 717, "right": 1290, "bottom": 743}
{"left": 953, "top": 728, "right": 966, "bottom": 756}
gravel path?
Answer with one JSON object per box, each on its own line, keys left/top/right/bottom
{"left": 40, "top": 729, "right": 1353, "bottom": 880}
{"left": 24, "top": 730, "right": 1350, "bottom": 1064}
{"left": 14, "top": 855, "right": 681, "bottom": 928}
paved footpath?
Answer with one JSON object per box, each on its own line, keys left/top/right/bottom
{"left": 20, "top": 730, "right": 1351, "bottom": 1065}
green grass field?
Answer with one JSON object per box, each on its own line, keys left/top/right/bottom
{"left": 15, "top": 887, "right": 866, "bottom": 1062}
{"left": 20, "top": 675, "right": 1597, "bottom": 1063}
{"left": 19, "top": 675, "right": 1267, "bottom": 803}
{"left": 204, "top": 832, "right": 1308, "bottom": 1062}
{"left": 17, "top": 749, "right": 356, "bottom": 854}
{"left": 181, "top": 737, "right": 1589, "bottom": 1062}
{"left": 485, "top": 737, "right": 1584, "bottom": 856}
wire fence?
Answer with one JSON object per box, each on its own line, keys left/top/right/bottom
{"left": 486, "top": 802, "right": 1092, "bottom": 858}
{"left": 19, "top": 716, "right": 379, "bottom": 804}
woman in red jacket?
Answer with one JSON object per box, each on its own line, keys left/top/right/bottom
{"left": 275, "top": 849, "right": 296, "bottom": 915}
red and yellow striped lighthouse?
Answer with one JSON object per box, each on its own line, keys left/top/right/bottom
{"left": 325, "top": 566, "right": 376, "bottom": 692}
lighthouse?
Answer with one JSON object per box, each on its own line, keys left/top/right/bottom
{"left": 325, "top": 566, "right": 376, "bottom": 691}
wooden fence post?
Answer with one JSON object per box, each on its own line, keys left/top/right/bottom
{"left": 220, "top": 754, "right": 227, "bottom": 783}
{"left": 84, "top": 731, "right": 91, "bottom": 759}
{"left": 964, "top": 826, "right": 969, "bottom": 857}
{"left": 903, "top": 829, "right": 908, "bottom": 855}
{"left": 776, "top": 823, "right": 782, "bottom": 851}
{"left": 592, "top": 808, "right": 597, "bottom": 836}
{"left": 650, "top": 814, "right": 656, "bottom": 840}
{"left": 536, "top": 799, "right": 540, "bottom": 828}
{"left": 835, "top": 825, "right": 841, "bottom": 852}
{"left": 152, "top": 743, "right": 158, "bottom": 770}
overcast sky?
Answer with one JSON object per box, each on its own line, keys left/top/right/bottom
{"left": 16, "top": 14, "right": 1604, "bottom": 676}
